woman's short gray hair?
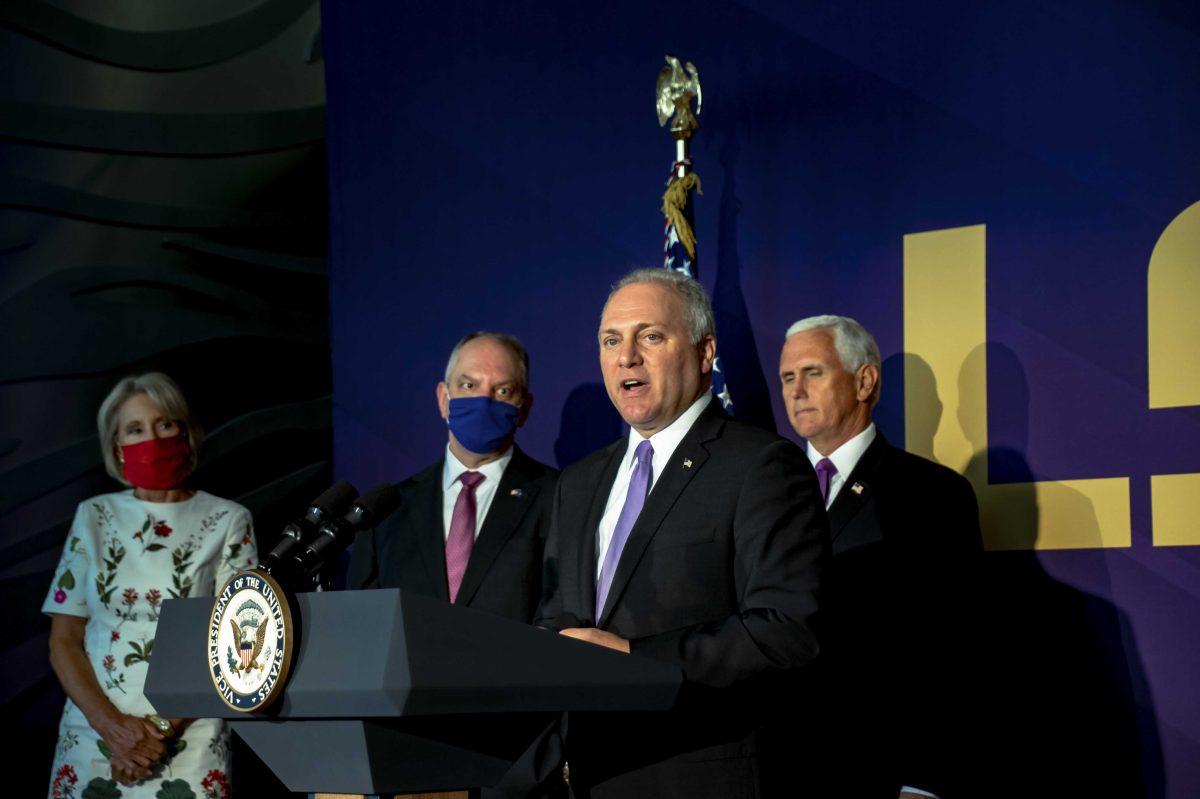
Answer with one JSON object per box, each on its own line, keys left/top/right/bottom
{"left": 608, "top": 268, "right": 716, "bottom": 344}
{"left": 785, "top": 315, "right": 882, "bottom": 400}
{"left": 97, "top": 372, "right": 202, "bottom": 485}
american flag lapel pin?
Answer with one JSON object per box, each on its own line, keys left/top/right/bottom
{"left": 851, "top": 482, "right": 864, "bottom": 495}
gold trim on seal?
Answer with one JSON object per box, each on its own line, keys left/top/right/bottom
{"left": 207, "top": 569, "right": 293, "bottom": 713}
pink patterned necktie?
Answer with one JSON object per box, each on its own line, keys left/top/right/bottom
{"left": 815, "top": 457, "right": 837, "bottom": 504}
{"left": 446, "top": 470, "right": 484, "bottom": 603}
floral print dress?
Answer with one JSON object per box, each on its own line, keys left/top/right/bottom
{"left": 42, "top": 490, "right": 258, "bottom": 799}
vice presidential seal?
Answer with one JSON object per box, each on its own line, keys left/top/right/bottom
{"left": 208, "top": 570, "right": 292, "bottom": 712}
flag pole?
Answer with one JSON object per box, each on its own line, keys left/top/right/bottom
{"left": 657, "top": 55, "right": 703, "bottom": 266}
{"left": 656, "top": 55, "right": 732, "bottom": 410}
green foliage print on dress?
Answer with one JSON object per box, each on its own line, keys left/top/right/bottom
{"left": 199, "top": 510, "right": 230, "bottom": 538}
{"left": 92, "top": 502, "right": 116, "bottom": 531}
{"left": 57, "top": 730, "right": 79, "bottom": 755}
{"left": 123, "top": 637, "right": 154, "bottom": 668}
{"left": 225, "top": 518, "right": 252, "bottom": 566}
{"left": 207, "top": 727, "right": 230, "bottom": 760}
{"left": 101, "top": 653, "right": 126, "bottom": 694}
{"left": 146, "top": 587, "right": 164, "bottom": 621}
{"left": 95, "top": 537, "right": 125, "bottom": 608}
{"left": 53, "top": 536, "right": 83, "bottom": 605}
{"left": 155, "top": 779, "right": 196, "bottom": 799}
{"left": 169, "top": 539, "right": 198, "bottom": 599}
{"left": 168, "top": 509, "right": 231, "bottom": 599}
{"left": 81, "top": 777, "right": 122, "bottom": 799}
{"left": 132, "top": 513, "right": 173, "bottom": 554}
{"left": 57, "top": 536, "right": 82, "bottom": 588}
{"left": 116, "top": 587, "right": 139, "bottom": 624}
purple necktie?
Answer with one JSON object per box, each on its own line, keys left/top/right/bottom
{"left": 596, "top": 439, "right": 654, "bottom": 619}
{"left": 815, "top": 457, "right": 837, "bottom": 504}
{"left": 446, "top": 471, "right": 484, "bottom": 603}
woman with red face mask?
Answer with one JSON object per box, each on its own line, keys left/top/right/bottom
{"left": 42, "top": 373, "right": 257, "bottom": 798}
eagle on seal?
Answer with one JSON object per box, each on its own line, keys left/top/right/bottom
{"left": 230, "top": 616, "right": 268, "bottom": 672}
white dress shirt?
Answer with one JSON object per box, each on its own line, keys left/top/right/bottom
{"left": 595, "top": 392, "right": 712, "bottom": 578}
{"left": 806, "top": 423, "right": 876, "bottom": 509}
{"left": 441, "top": 445, "right": 513, "bottom": 541}
{"left": 806, "top": 422, "right": 938, "bottom": 799}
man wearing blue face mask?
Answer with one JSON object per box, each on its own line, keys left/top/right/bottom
{"left": 347, "top": 332, "right": 558, "bottom": 622}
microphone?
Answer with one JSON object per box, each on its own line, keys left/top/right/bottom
{"left": 258, "top": 481, "right": 358, "bottom": 580}
{"left": 289, "top": 483, "right": 401, "bottom": 586}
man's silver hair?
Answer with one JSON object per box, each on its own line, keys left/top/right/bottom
{"left": 785, "top": 315, "right": 882, "bottom": 400}
{"left": 443, "top": 331, "right": 530, "bottom": 392}
{"left": 606, "top": 268, "right": 716, "bottom": 344}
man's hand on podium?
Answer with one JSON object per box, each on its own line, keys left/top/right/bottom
{"left": 559, "top": 628, "right": 630, "bottom": 653}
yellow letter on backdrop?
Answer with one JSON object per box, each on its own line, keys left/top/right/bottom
{"left": 1148, "top": 200, "right": 1200, "bottom": 546}
{"left": 903, "top": 225, "right": 1130, "bottom": 550}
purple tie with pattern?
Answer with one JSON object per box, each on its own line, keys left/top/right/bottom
{"left": 596, "top": 439, "right": 654, "bottom": 619}
{"left": 446, "top": 470, "right": 484, "bottom": 603}
{"left": 815, "top": 457, "right": 838, "bottom": 504}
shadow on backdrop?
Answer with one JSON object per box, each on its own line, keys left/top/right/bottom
{"left": 875, "top": 352, "right": 943, "bottom": 450}
{"left": 710, "top": 127, "right": 776, "bottom": 432}
{"left": 554, "top": 383, "right": 625, "bottom": 469}
{"left": 952, "top": 343, "right": 1163, "bottom": 799}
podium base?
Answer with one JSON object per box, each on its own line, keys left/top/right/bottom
{"left": 315, "top": 794, "right": 467, "bottom": 799}
{"left": 232, "top": 715, "right": 554, "bottom": 794}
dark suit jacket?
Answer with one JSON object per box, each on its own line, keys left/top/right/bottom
{"left": 536, "top": 400, "right": 829, "bottom": 799}
{"left": 791, "top": 430, "right": 982, "bottom": 798}
{"left": 347, "top": 445, "right": 557, "bottom": 623}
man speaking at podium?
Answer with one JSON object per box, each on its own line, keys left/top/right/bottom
{"left": 348, "top": 332, "right": 556, "bottom": 622}
{"left": 536, "top": 270, "right": 829, "bottom": 798}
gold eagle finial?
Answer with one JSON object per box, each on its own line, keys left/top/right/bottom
{"left": 656, "top": 55, "right": 702, "bottom": 140}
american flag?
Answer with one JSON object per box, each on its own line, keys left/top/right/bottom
{"left": 662, "top": 159, "right": 732, "bottom": 410}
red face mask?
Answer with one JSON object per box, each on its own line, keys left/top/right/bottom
{"left": 120, "top": 436, "right": 191, "bottom": 490}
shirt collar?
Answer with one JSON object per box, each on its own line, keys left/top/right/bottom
{"left": 622, "top": 391, "right": 713, "bottom": 469}
{"left": 442, "top": 444, "right": 514, "bottom": 490}
{"left": 806, "top": 423, "right": 876, "bottom": 479}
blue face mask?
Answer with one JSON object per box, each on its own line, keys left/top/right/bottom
{"left": 447, "top": 396, "right": 521, "bottom": 454}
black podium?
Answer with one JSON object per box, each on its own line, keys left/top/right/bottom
{"left": 144, "top": 589, "right": 681, "bottom": 794}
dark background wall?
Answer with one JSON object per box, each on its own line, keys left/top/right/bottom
{"left": 323, "top": 1, "right": 1199, "bottom": 797}
{"left": 1, "top": 2, "right": 330, "bottom": 795}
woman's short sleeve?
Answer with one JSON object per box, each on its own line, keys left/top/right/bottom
{"left": 41, "top": 503, "right": 92, "bottom": 618}
{"left": 216, "top": 506, "right": 258, "bottom": 588}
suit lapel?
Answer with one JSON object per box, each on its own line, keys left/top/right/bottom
{"left": 581, "top": 440, "right": 625, "bottom": 622}
{"left": 455, "top": 448, "right": 542, "bottom": 607}
{"left": 413, "top": 465, "right": 451, "bottom": 601}
{"left": 598, "top": 402, "right": 723, "bottom": 628}
{"left": 826, "top": 433, "right": 889, "bottom": 540}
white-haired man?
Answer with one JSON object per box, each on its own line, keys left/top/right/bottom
{"left": 778, "top": 316, "right": 982, "bottom": 799}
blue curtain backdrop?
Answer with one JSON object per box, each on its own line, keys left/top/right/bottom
{"left": 323, "top": 2, "right": 1199, "bottom": 796}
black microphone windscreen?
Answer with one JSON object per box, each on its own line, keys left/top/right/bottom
{"left": 312, "top": 481, "right": 359, "bottom": 514}
{"left": 354, "top": 483, "right": 401, "bottom": 522}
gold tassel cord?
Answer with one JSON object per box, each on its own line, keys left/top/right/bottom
{"left": 661, "top": 172, "right": 703, "bottom": 260}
